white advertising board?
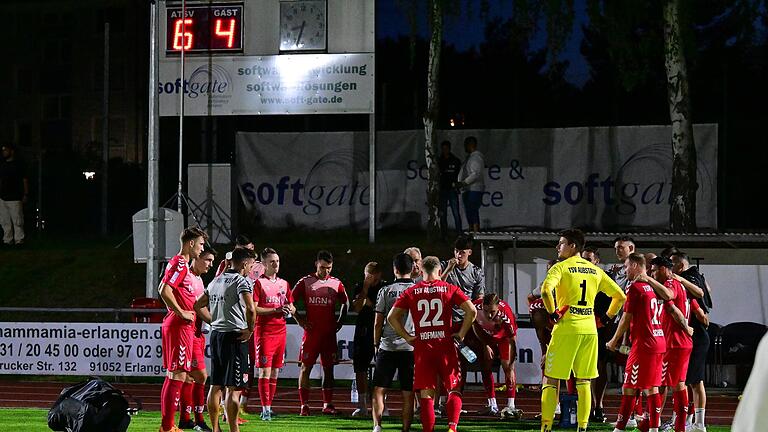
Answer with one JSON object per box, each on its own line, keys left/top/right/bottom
{"left": 159, "top": 54, "right": 374, "bottom": 116}
{"left": 0, "top": 323, "right": 543, "bottom": 384}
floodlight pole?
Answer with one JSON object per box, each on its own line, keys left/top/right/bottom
{"left": 177, "top": 0, "right": 187, "bottom": 216}
{"left": 147, "top": 0, "right": 161, "bottom": 298}
{"left": 101, "top": 23, "right": 110, "bottom": 237}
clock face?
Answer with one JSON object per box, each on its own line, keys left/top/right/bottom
{"left": 280, "top": 0, "right": 327, "bottom": 52}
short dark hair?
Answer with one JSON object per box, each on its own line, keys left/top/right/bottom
{"left": 626, "top": 252, "right": 646, "bottom": 267}
{"left": 483, "top": 292, "right": 500, "bottom": 306}
{"left": 660, "top": 246, "right": 680, "bottom": 258}
{"left": 180, "top": 226, "right": 208, "bottom": 243}
{"left": 670, "top": 251, "right": 689, "bottom": 263}
{"left": 393, "top": 253, "right": 414, "bottom": 276}
{"left": 650, "top": 256, "right": 674, "bottom": 269}
{"left": 231, "top": 247, "right": 256, "bottom": 264}
{"left": 464, "top": 136, "right": 478, "bottom": 146}
{"left": 200, "top": 248, "right": 216, "bottom": 258}
{"left": 440, "top": 140, "right": 451, "bottom": 148}
{"left": 235, "top": 235, "right": 252, "bottom": 247}
{"left": 583, "top": 246, "right": 600, "bottom": 259}
{"left": 454, "top": 235, "right": 473, "bottom": 251}
{"left": 614, "top": 236, "right": 635, "bottom": 245}
{"left": 261, "top": 247, "right": 277, "bottom": 261}
{"left": 1, "top": 143, "right": 15, "bottom": 151}
{"left": 559, "top": 229, "right": 585, "bottom": 252}
{"left": 317, "top": 250, "right": 333, "bottom": 263}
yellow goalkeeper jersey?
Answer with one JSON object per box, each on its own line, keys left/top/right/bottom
{"left": 541, "top": 255, "right": 625, "bottom": 335}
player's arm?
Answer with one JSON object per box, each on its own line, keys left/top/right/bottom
{"left": 351, "top": 278, "right": 372, "bottom": 313}
{"left": 193, "top": 292, "right": 212, "bottom": 324}
{"left": 666, "top": 302, "right": 694, "bottom": 336}
{"left": 599, "top": 272, "right": 627, "bottom": 319}
{"left": 540, "top": 265, "right": 562, "bottom": 314}
{"left": 474, "top": 267, "right": 486, "bottom": 300}
{"left": 692, "top": 299, "right": 709, "bottom": 327}
{"left": 454, "top": 300, "right": 478, "bottom": 341}
{"left": 240, "top": 290, "right": 256, "bottom": 341}
{"left": 440, "top": 259, "right": 457, "bottom": 281}
{"left": 291, "top": 282, "right": 308, "bottom": 328}
{"left": 374, "top": 312, "right": 385, "bottom": 352}
{"left": 159, "top": 283, "right": 194, "bottom": 322}
{"left": 672, "top": 273, "right": 704, "bottom": 299}
{"left": 606, "top": 311, "right": 632, "bottom": 351}
{"left": 637, "top": 273, "right": 674, "bottom": 301}
{"left": 387, "top": 306, "right": 416, "bottom": 346}
{"left": 471, "top": 320, "right": 493, "bottom": 345}
{"left": 336, "top": 284, "right": 349, "bottom": 332}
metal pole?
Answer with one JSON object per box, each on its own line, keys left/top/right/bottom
{"left": 101, "top": 22, "right": 110, "bottom": 237}
{"left": 368, "top": 52, "right": 376, "bottom": 243}
{"left": 147, "top": 0, "right": 160, "bottom": 298}
{"left": 177, "top": 0, "right": 186, "bottom": 215}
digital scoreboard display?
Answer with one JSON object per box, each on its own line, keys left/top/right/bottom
{"left": 166, "top": 3, "right": 244, "bottom": 54}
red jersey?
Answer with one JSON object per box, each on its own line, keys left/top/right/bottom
{"left": 393, "top": 280, "right": 469, "bottom": 349}
{"left": 161, "top": 254, "right": 197, "bottom": 327}
{"left": 662, "top": 278, "right": 693, "bottom": 349}
{"left": 473, "top": 298, "right": 516, "bottom": 340}
{"left": 624, "top": 281, "right": 666, "bottom": 354}
{"left": 292, "top": 274, "right": 348, "bottom": 334}
{"left": 254, "top": 274, "right": 293, "bottom": 335}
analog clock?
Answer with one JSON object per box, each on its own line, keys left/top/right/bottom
{"left": 279, "top": 0, "right": 327, "bottom": 52}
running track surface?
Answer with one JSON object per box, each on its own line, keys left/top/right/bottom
{"left": 0, "top": 381, "right": 737, "bottom": 425}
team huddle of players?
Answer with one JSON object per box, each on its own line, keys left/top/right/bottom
{"left": 155, "top": 227, "right": 711, "bottom": 432}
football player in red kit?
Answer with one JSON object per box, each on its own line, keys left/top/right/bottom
{"left": 387, "top": 256, "right": 477, "bottom": 432}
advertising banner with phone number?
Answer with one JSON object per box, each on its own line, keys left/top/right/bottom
{"left": 0, "top": 322, "right": 544, "bottom": 384}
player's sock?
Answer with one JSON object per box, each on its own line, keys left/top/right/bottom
{"left": 299, "top": 387, "right": 310, "bottom": 406}
{"left": 540, "top": 384, "right": 558, "bottom": 431}
{"left": 694, "top": 408, "right": 705, "bottom": 427}
{"left": 648, "top": 393, "right": 662, "bottom": 430}
{"left": 481, "top": 370, "right": 496, "bottom": 399}
{"left": 193, "top": 382, "right": 206, "bottom": 424}
{"left": 507, "top": 398, "right": 516, "bottom": 409}
{"left": 615, "top": 394, "right": 635, "bottom": 430}
{"left": 575, "top": 380, "right": 591, "bottom": 429}
{"left": 180, "top": 381, "right": 193, "bottom": 422}
{"left": 258, "top": 378, "right": 270, "bottom": 410}
{"left": 673, "top": 390, "right": 688, "bottom": 432}
{"left": 635, "top": 393, "right": 645, "bottom": 417}
{"left": 269, "top": 378, "right": 278, "bottom": 406}
{"left": 446, "top": 392, "right": 462, "bottom": 430}
{"left": 420, "top": 398, "right": 436, "bottom": 432}
{"left": 161, "top": 377, "right": 182, "bottom": 431}
{"left": 322, "top": 388, "right": 333, "bottom": 406}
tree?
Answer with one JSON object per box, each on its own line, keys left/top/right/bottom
{"left": 423, "top": 0, "right": 443, "bottom": 238}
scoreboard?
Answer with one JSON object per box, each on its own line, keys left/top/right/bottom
{"left": 165, "top": 3, "right": 244, "bottom": 54}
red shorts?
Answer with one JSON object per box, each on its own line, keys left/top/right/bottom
{"left": 662, "top": 347, "right": 692, "bottom": 386}
{"left": 190, "top": 334, "right": 207, "bottom": 371}
{"left": 162, "top": 323, "right": 194, "bottom": 372}
{"left": 299, "top": 331, "right": 338, "bottom": 367}
{"left": 623, "top": 348, "right": 663, "bottom": 389}
{"left": 413, "top": 342, "right": 461, "bottom": 392}
{"left": 492, "top": 337, "right": 513, "bottom": 362}
{"left": 256, "top": 331, "right": 286, "bottom": 368}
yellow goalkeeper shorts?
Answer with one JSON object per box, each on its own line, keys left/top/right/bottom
{"left": 544, "top": 333, "right": 598, "bottom": 380}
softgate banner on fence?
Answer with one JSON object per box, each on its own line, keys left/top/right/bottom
{"left": 236, "top": 125, "right": 717, "bottom": 230}
{"left": 0, "top": 322, "right": 543, "bottom": 384}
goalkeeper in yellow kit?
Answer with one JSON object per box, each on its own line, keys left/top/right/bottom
{"left": 539, "top": 229, "right": 626, "bottom": 432}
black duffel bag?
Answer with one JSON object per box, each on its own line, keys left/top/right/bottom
{"left": 47, "top": 378, "right": 136, "bottom": 432}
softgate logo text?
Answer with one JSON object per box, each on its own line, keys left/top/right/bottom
{"left": 542, "top": 173, "right": 673, "bottom": 215}
{"left": 240, "top": 176, "right": 370, "bottom": 216}
{"left": 158, "top": 64, "right": 231, "bottom": 99}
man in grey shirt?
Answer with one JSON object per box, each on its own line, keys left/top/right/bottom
{"left": 195, "top": 247, "right": 256, "bottom": 432}
{"left": 371, "top": 253, "right": 415, "bottom": 432}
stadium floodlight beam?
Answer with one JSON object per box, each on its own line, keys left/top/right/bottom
{"left": 146, "top": 0, "right": 160, "bottom": 298}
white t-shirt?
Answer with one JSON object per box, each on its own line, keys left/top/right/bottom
{"left": 732, "top": 333, "right": 768, "bottom": 431}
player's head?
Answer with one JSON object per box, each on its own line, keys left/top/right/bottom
{"left": 393, "top": 253, "right": 414, "bottom": 279}
{"left": 557, "top": 229, "right": 585, "bottom": 259}
{"left": 421, "top": 256, "right": 442, "bottom": 280}
{"left": 192, "top": 249, "right": 216, "bottom": 276}
{"left": 235, "top": 234, "right": 255, "bottom": 251}
{"left": 613, "top": 236, "right": 635, "bottom": 261}
{"left": 482, "top": 292, "right": 501, "bottom": 318}
{"left": 660, "top": 246, "right": 680, "bottom": 258}
{"left": 1, "top": 143, "right": 14, "bottom": 160}
{"left": 365, "top": 261, "right": 382, "bottom": 283}
{"left": 650, "top": 256, "right": 674, "bottom": 282}
{"left": 180, "top": 226, "right": 208, "bottom": 259}
{"left": 262, "top": 247, "right": 279, "bottom": 276}
{"left": 624, "top": 252, "right": 646, "bottom": 280}
{"left": 231, "top": 247, "right": 256, "bottom": 275}
{"left": 404, "top": 246, "right": 422, "bottom": 277}
{"left": 581, "top": 246, "right": 600, "bottom": 264}
{"left": 669, "top": 252, "right": 690, "bottom": 274}
{"left": 441, "top": 140, "right": 452, "bottom": 157}
{"left": 454, "top": 235, "right": 473, "bottom": 265}
{"left": 644, "top": 253, "right": 657, "bottom": 276}
{"left": 315, "top": 250, "right": 334, "bottom": 278}
{"left": 464, "top": 136, "right": 478, "bottom": 153}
